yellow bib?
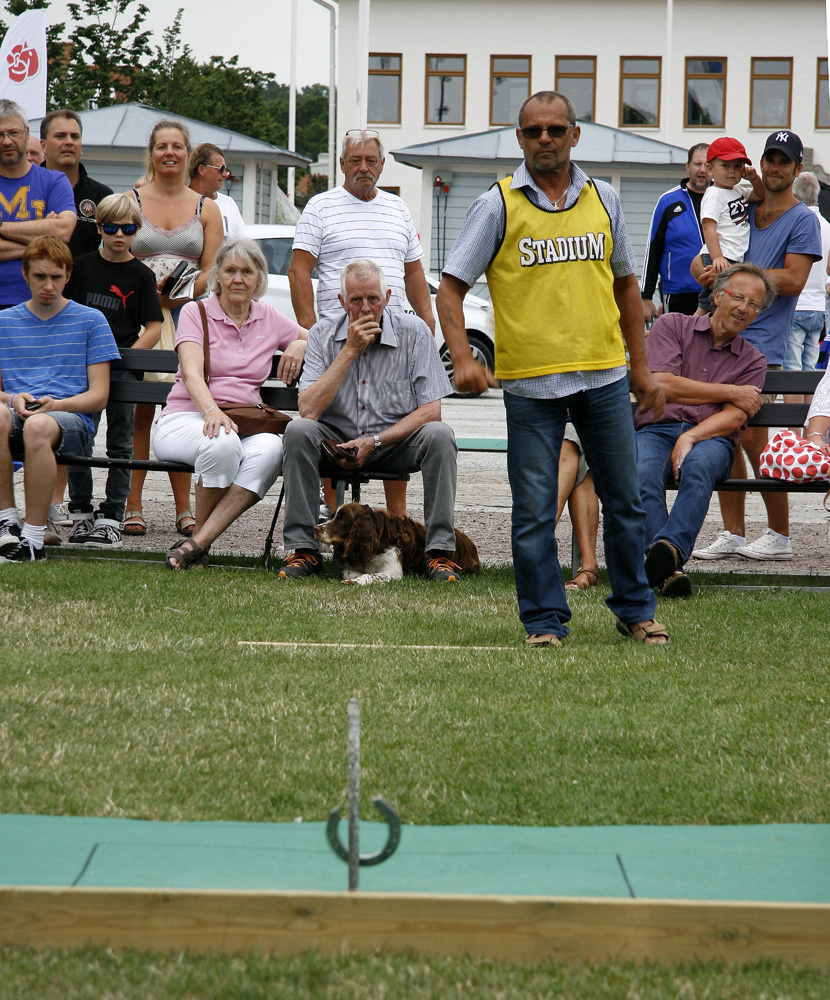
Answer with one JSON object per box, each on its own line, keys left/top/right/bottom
{"left": 486, "top": 177, "right": 625, "bottom": 380}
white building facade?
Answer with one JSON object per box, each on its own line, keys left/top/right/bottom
{"left": 332, "top": 0, "right": 828, "bottom": 272}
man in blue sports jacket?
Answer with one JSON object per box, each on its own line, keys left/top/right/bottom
{"left": 641, "top": 144, "right": 709, "bottom": 321}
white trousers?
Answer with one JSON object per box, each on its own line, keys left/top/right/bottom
{"left": 153, "top": 411, "right": 283, "bottom": 498}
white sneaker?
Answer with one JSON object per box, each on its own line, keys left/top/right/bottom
{"left": 691, "top": 531, "right": 746, "bottom": 560}
{"left": 84, "top": 516, "right": 123, "bottom": 550}
{"left": 738, "top": 528, "right": 793, "bottom": 561}
{"left": 44, "top": 519, "right": 62, "bottom": 546}
{"left": 47, "top": 502, "right": 72, "bottom": 527}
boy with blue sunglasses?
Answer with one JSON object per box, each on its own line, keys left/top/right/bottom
{"left": 62, "top": 194, "right": 164, "bottom": 548}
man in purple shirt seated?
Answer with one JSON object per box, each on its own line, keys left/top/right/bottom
{"left": 635, "top": 264, "right": 772, "bottom": 597}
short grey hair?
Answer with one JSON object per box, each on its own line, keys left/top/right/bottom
{"left": 713, "top": 262, "right": 777, "bottom": 311}
{"left": 518, "top": 91, "right": 576, "bottom": 128}
{"left": 793, "top": 171, "right": 820, "bottom": 206}
{"left": 339, "top": 259, "right": 388, "bottom": 298}
{"left": 0, "top": 99, "right": 28, "bottom": 129}
{"left": 340, "top": 128, "right": 384, "bottom": 160}
{"left": 208, "top": 237, "right": 269, "bottom": 301}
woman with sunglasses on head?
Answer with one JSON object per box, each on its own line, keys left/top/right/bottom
{"left": 61, "top": 194, "right": 164, "bottom": 549}
{"left": 121, "top": 119, "right": 224, "bottom": 539}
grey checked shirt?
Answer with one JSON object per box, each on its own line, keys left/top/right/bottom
{"left": 443, "top": 161, "right": 633, "bottom": 399}
{"left": 299, "top": 306, "right": 452, "bottom": 440}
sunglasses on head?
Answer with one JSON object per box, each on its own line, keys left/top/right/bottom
{"left": 520, "top": 124, "right": 574, "bottom": 140}
{"left": 100, "top": 222, "right": 138, "bottom": 236}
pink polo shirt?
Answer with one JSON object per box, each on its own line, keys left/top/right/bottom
{"left": 162, "top": 293, "right": 305, "bottom": 414}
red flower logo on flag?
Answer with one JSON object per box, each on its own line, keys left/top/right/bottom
{"left": 7, "top": 41, "right": 39, "bottom": 83}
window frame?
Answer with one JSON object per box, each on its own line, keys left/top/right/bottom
{"left": 489, "top": 54, "right": 532, "bottom": 126}
{"left": 367, "top": 52, "right": 402, "bottom": 125}
{"left": 817, "top": 57, "right": 829, "bottom": 129}
{"left": 750, "top": 56, "right": 793, "bottom": 129}
{"left": 684, "top": 57, "right": 727, "bottom": 129}
{"left": 555, "top": 55, "right": 596, "bottom": 122}
{"left": 425, "top": 53, "right": 467, "bottom": 126}
{"left": 619, "top": 56, "right": 662, "bottom": 128}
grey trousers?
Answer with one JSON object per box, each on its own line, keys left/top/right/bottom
{"left": 282, "top": 417, "right": 458, "bottom": 553}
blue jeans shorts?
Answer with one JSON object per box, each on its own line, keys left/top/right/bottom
{"left": 10, "top": 410, "right": 90, "bottom": 459}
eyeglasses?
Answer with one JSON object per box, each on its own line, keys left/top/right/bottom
{"left": 100, "top": 222, "right": 139, "bottom": 236}
{"left": 205, "top": 163, "right": 231, "bottom": 175}
{"left": 721, "top": 287, "right": 763, "bottom": 315}
{"left": 344, "top": 128, "right": 380, "bottom": 139}
{"left": 520, "top": 124, "right": 574, "bottom": 140}
{"left": 0, "top": 129, "right": 25, "bottom": 141}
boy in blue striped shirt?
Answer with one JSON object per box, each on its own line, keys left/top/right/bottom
{"left": 0, "top": 236, "right": 119, "bottom": 562}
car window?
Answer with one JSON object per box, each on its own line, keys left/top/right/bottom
{"left": 255, "top": 238, "right": 318, "bottom": 278}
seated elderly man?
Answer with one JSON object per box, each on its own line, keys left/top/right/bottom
{"left": 279, "top": 258, "right": 461, "bottom": 580}
{"left": 635, "top": 263, "right": 773, "bottom": 597}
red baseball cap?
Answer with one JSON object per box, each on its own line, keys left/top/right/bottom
{"left": 707, "top": 137, "right": 751, "bottom": 164}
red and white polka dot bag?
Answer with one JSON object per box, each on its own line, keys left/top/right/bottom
{"left": 759, "top": 429, "right": 830, "bottom": 482}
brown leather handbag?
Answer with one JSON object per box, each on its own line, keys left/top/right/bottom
{"left": 197, "top": 300, "right": 291, "bottom": 438}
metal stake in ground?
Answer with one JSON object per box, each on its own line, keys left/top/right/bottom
{"left": 326, "top": 700, "right": 402, "bottom": 887}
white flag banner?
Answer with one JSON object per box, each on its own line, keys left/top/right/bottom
{"left": 0, "top": 10, "right": 47, "bottom": 119}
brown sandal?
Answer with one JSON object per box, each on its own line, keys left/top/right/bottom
{"left": 525, "top": 633, "right": 562, "bottom": 647}
{"left": 615, "top": 618, "right": 669, "bottom": 645}
{"left": 166, "top": 537, "right": 205, "bottom": 571}
{"left": 176, "top": 512, "right": 196, "bottom": 537}
{"left": 565, "top": 567, "right": 599, "bottom": 590}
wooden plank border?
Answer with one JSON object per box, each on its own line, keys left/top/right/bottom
{"left": 2, "top": 887, "right": 829, "bottom": 965}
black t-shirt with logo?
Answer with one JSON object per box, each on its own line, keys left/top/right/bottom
{"left": 66, "top": 253, "right": 163, "bottom": 350}
{"left": 68, "top": 163, "right": 113, "bottom": 258}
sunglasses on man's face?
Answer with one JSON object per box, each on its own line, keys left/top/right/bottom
{"left": 520, "top": 124, "right": 574, "bottom": 140}
{"left": 205, "top": 163, "right": 231, "bottom": 175}
{"left": 100, "top": 223, "right": 139, "bottom": 236}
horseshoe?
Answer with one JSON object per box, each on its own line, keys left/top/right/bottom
{"left": 326, "top": 796, "right": 401, "bottom": 866}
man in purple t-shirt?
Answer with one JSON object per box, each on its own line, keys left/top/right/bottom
{"left": 635, "top": 264, "right": 771, "bottom": 597}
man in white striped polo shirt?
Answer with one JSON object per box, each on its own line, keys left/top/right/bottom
{"left": 288, "top": 128, "right": 435, "bottom": 518}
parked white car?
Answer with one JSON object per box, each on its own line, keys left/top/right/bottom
{"left": 247, "top": 224, "right": 494, "bottom": 391}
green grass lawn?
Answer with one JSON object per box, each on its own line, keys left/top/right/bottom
{"left": 1, "top": 558, "right": 828, "bottom": 996}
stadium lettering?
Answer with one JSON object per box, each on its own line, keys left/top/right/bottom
{"left": 518, "top": 232, "right": 605, "bottom": 266}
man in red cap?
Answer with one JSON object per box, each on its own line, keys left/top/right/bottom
{"left": 697, "top": 136, "right": 765, "bottom": 312}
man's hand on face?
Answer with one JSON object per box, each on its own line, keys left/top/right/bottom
{"left": 346, "top": 311, "right": 382, "bottom": 354}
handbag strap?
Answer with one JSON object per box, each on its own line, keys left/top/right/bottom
{"left": 197, "top": 299, "right": 210, "bottom": 383}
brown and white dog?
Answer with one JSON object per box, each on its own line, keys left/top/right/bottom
{"left": 315, "top": 502, "right": 482, "bottom": 585}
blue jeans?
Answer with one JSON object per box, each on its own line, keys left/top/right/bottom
{"left": 10, "top": 410, "right": 89, "bottom": 458}
{"left": 785, "top": 311, "right": 825, "bottom": 372}
{"left": 635, "top": 422, "right": 733, "bottom": 565}
{"left": 68, "top": 370, "right": 139, "bottom": 521}
{"left": 504, "top": 378, "right": 656, "bottom": 638}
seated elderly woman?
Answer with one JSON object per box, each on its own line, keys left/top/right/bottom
{"left": 153, "top": 237, "right": 307, "bottom": 569}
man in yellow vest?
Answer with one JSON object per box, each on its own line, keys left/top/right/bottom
{"left": 437, "top": 91, "right": 668, "bottom": 647}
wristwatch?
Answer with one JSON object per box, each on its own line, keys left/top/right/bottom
{"left": 372, "top": 433, "right": 382, "bottom": 452}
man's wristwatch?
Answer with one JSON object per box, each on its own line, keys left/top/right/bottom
{"left": 372, "top": 434, "right": 382, "bottom": 452}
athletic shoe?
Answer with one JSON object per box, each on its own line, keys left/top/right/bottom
{"left": 0, "top": 519, "right": 22, "bottom": 554}
{"left": 44, "top": 519, "right": 63, "bottom": 546}
{"left": 66, "top": 512, "right": 95, "bottom": 546}
{"left": 691, "top": 531, "right": 746, "bottom": 560}
{"left": 84, "top": 517, "right": 123, "bottom": 550}
{"left": 48, "top": 502, "right": 72, "bottom": 527}
{"left": 278, "top": 550, "right": 322, "bottom": 578}
{"left": 737, "top": 528, "right": 793, "bottom": 561}
{"left": 0, "top": 538, "right": 45, "bottom": 563}
{"left": 424, "top": 555, "right": 464, "bottom": 582}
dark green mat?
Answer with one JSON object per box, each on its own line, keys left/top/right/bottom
{"left": 3, "top": 815, "right": 828, "bottom": 901}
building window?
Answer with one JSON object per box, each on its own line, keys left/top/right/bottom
{"left": 750, "top": 58, "right": 792, "bottom": 128}
{"left": 368, "top": 54, "right": 402, "bottom": 124}
{"left": 490, "top": 55, "right": 531, "bottom": 126}
{"left": 685, "top": 58, "right": 726, "bottom": 128}
{"left": 426, "top": 54, "right": 466, "bottom": 125}
{"left": 619, "top": 57, "right": 661, "bottom": 127}
{"left": 556, "top": 56, "right": 596, "bottom": 122}
{"left": 817, "top": 58, "right": 829, "bottom": 128}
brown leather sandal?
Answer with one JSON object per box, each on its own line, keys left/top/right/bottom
{"left": 166, "top": 537, "right": 206, "bottom": 571}
{"left": 525, "top": 633, "right": 562, "bottom": 647}
{"left": 615, "top": 618, "right": 669, "bottom": 645}
{"left": 565, "top": 567, "right": 599, "bottom": 590}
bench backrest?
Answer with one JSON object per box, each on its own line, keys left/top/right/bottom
{"left": 111, "top": 348, "right": 300, "bottom": 410}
